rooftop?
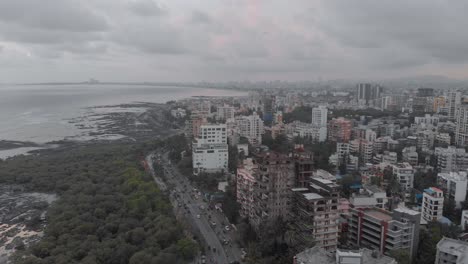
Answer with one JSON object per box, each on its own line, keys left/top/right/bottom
{"left": 424, "top": 187, "right": 443, "bottom": 195}
{"left": 365, "top": 184, "right": 385, "bottom": 194}
{"left": 394, "top": 206, "right": 420, "bottom": 216}
{"left": 291, "top": 187, "right": 309, "bottom": 192}
{"left": 303, "top": 193, "right": 324, "bottom": 200}
{"left": 437, "top": 237, "right": 468, "bottom": 263}
{"left": 364, "top": 208, "right": 393, "bottom": 222}
{"left": 438, "top": 172, "right": 468, "bottom": 182}
{"left": 295, "top": 246, "right": 396, "bottom": 264}
{"left": 392, "top": 162, "right": 412, "bottom": 169}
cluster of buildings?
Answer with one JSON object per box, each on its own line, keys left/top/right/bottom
{"left": 171, "top": 85, "right": 468, "bottom": 263}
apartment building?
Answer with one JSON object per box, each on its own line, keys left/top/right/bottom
{"left": 422, "top": 187, "right": 444, "bottom": 222}
{"left": 312, "top": 105, "right": 328, "bottom": 128}
{"left": 187, "top": 110, "right": 209, "bottom": 139}
{"left": 437, "top": 172, "right": 468, "bottom": 208}
{"left": 328, "top": 118, "right": 352, "bottom": 143}
{"left": 348, "top": 206, "right": 421, "bottom": 260}
{"left": 235, "top": 113, "right": 264, "bottom": 146}
{"left": 414, "top": 114, "right": 439, "bottom": 126}
{"left": 373, "top": 151, "right": 397, "bottom": 165}
{"left": 435, "top": 146, "right": 468, "bottom": 172}
{"left": 290, "top": 177, "right": 340, "bottom": 252}
{"left": 245, "top": 152, "right": 295, "bottom": 231}
{"left": 448, "top": 91, "right": 462, "bottom": 120}
{"left": 435, "top": 237, "right": 468, "bottom": 264}
{"left": 391, "top": 162, "right": 415, "bottom": 190}
{"left": 455, "top": 104, "right": 468, "bottom": 147}
{"left": 216, "top": 105, "right": 235, "bottom": 121}
{"left": 293, "top": 150, "right": 315, "bottom": 188}
{"left": 236, "top": 158, "right": 257, "bottom": 219}
{"left": 192, "top": 124, "right": 228, "bottom": 174}
{"left": 436, "top": 133, "right": 451, "bottom": 146}
{"left": 402, "top": 146, "right": 418, "bottom": 166}
{"left": 350, "top": 139, "right": 374, "bottom": 165}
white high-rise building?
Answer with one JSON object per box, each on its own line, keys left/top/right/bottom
{"left": 422, "top": 187, "right": 444, "bottom": 222}
{"left": 235, "top": 113, "right": 264, "bottom": 146}
{"left": 192, "top": 124, "right": 229, "bottom": 174}
{"left": 437, "top": 172, "right": 468, "bottom": 208}
{"left": 448, "top": 91, "right": 462, "bottom": 120}
{"left": 312, "top": 105, "right": 328, "bottom": 128}
{"left": 455, "top": 104, "right": 468, "bottom": 147}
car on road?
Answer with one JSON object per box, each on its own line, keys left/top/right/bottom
{"left": 196, "top": 214, "right": 200, "bottom": 219}
{"left": 201, "top": 255, "right": 206, "bottom": 264}
{"left": 224, "top": 225, "right": 230, "bottom": 231}
{"left": 210, "top": 221, "right": 216, "bottom": 227}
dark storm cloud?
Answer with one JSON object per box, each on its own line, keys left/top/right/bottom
{"left": 128, "top": 0, "right": 166, "bottom": 17}
{"left": 0, "top": 0, "right": 109, "bottom": 32}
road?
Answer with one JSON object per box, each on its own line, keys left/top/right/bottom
{"left": 146, "top": 150, "right": 243, "bottom": 264}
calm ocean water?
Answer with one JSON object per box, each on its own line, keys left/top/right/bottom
{"left": 0, "top": 84, "right": 245, "bottom": 144}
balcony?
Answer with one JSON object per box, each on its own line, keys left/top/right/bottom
{"left": 362, "top": 221, "right": 382, "bottom": 232}
{"left": 361, "top": 234, "right": 381, "bottom": 248}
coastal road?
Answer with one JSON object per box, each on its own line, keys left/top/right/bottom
{"left": 148, "top": 150, "right": 243, "bottom": 264}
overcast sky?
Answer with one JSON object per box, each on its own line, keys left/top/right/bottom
{"left": 1, "top": 0, "right": 468, "bottom": 83}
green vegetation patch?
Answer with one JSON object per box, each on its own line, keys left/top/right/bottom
{"left": 0, "top": 143, "right": 197, "bottom": 264}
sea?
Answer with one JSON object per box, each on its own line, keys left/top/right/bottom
{"left": 0, "top": 84, "right": 246, "bottom": 158}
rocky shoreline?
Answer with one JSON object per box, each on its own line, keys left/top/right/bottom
{"left": 0, "top": 185, "right": 57, "bottom": 263}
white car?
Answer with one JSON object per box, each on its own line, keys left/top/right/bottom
{"left": 196, "top": 214, "right": 201, "bottom": 219}
{"left": 224, "top": 225, "right": 230, "bottom": 231}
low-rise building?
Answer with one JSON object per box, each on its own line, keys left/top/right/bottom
{"left": 293, "top": 246, "right": 397, "bottom": 264}
{"left": 170, "top": 108, "right": 187, "bottom": 118}
{"left": 349, "top": 185, "right": 388, "bottom": 209}
{"left": 435, "top": 237, "right": 468, "bottom": 264}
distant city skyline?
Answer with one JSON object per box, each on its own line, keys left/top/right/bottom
{"left": 2, "top": 0, "right": 468, "bottom": 83}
